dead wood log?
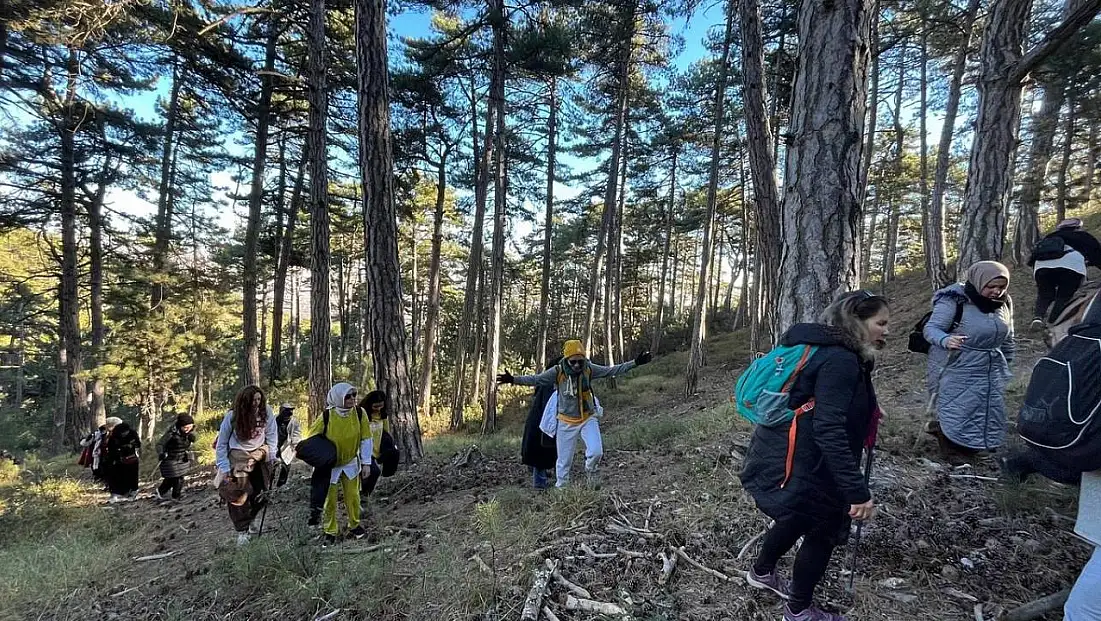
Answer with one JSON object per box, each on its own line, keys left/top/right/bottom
{"left": 541, "top": 606, "right": 561, "bottom": 621}
{"left": 133, "top": 552, "right": 176, "bottom": 562}
{"left": 546, "top": 558, "right": 592, "bottom": 599}
{"left": 658, "top": 549, "right": 678, "bottom": 586}
{"left": 674, "top": 547, "right": 736, "bottom": 582}
{"left": 565, "top": 595, "right": 628, "bottom": 617}
{"left": 521, "top": 559, "right": 557, "bottom": 621}
{"left": 580, "top": 542, "right": 617, "bottom": 559}
{"left": 998, "top": 589, "right": 1071, "bottom": 621}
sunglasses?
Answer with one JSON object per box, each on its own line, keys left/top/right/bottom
{"left": 346, "top": 392, "right": 357, "bottom": 399}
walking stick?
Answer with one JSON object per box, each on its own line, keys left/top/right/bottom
{"left": 845, "top": 444, "right": 875, "bottom": 594}
{"left": 256, "top": 460, "right": 278, "bottom": 538}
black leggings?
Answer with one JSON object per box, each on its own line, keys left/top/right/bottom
{"left": 309, "top": 466, "right": 332, "bottom": 518}
{"left": 1035, "top": 267, "right": 1083, "bottom": 322}
{"left": 157, "top": 476, "right": 184, "bottom": 499}
{"left": 753, "top": 517, "right": 842, "bottom": 612}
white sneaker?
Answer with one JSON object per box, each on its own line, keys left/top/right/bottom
{"left": 236, "top": 532, "right": 251, "bottom": 546}
{"left": 248, "top": 522, "right": 259, "bottom": 535}
{"left": 107, "top": 494, "right": 122, "bottom": 504}
{"left": 154, "top": 489, "right": 164, "bottom": 501}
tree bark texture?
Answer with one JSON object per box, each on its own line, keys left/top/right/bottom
{"left": 152, "top": 59, "right": 181, "bottom": 310}
{"left": 482, "top": 0, "right": 507, "bottom": 434}
{"left": 307, "top": 0, "right": 331, "bottom": 423}
{"left": 537, "top": 76, "right": 557, "bottom": 366}
{"left": 929, "top": 0, "right": 980, "bottom": 286}
{"left": 270, "top": 154, "right": 305, "bottom": 382}
{"left": 417, "top": 149, "right": 449, "bottom": 419}
{"left": 739, "top": 0, "right": 782, "bottom": 347}
{"left": 651, "top": 148, "right": 677, "bottom": 353}
{"left": 357, "top": 0, "right": 422, "bottom": 458}
{"left": 1056, "top": 100, "right": 1076, "bottom": 222}
{"left": 685, "top": 0, "right": 734, "bottom": 396}
{"left": 778, "top": 0, "right": 874, "bottom": 330}
{"left": 88, "top": 158, "right": 108, "bottom": 429}
{"left": 1014, "top": 84, "right": 1065, "bottom": 264}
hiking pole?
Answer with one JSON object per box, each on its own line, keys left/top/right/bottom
{"left": 845, "top": 444, "right": 875, "bottom": 594}
{"left": 256, "top": 460, "right": 278, "bottom": 538}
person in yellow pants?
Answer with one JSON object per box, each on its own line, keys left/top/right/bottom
{"left": 306, "top": 382, "right": 373, "bottom": 546}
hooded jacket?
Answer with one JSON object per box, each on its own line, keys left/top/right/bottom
{"left": 740, "top": 323, "right": 877, "bottom": 527}
{"left": 104, "top": 423, "right": 141, "bottom": 468}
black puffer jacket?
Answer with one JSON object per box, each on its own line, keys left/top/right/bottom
{"left": 104, "top": 423, "right": 141, "bottom": 468}
{"left": 156, "top": 426, "right": 196, "bottom": 479}
{"left": 521, "top": 383, "right": 557, "bottom": 471}
{"left": 1029, "top": 229, "right": 1101, "bottom": 266}
{"left": 740, "top": 323, "right": 877, "bottom": 530}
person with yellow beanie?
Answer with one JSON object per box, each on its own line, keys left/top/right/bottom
{"left": 498, "top": 340, "right": 652, "bottom": 488}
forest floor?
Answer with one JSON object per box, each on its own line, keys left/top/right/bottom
{"left": 0, "top": 261, "right": 1096, "bottom": 621}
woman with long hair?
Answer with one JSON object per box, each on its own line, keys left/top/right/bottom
{"left": 357, "top": 390, "right": 392, "bottom": 500}
{"left": 214, "top": 386, "right": 277, "bottom": 545}
{"left": 741, "top": 291, "right": 890, "bottom": 621}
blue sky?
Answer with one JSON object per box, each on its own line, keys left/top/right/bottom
{"left": 105, "top": 2, "right": 734, "bottom": 231}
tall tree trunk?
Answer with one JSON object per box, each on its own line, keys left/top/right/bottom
{"left": 306, "top": 0, "right": 331, "bottom": 423}
{"left": 1056, "top": 99, "right": 1077, "bottom": 221}
{"left": 418, "top": 148, "right": 449, "bottom": 418}
{"left": 958, "top": 0, "right": 1101, "bottom": 267}
{"left": 58, "top": 50, "right": 88, "bottom": 447}
{"left": 1085, "top": 120, "right": 1098, "bottom": 209}
{"left": 357, "top": 0, "right": 422, "bottom": 458}
{"left": 862, "top": 196, "right": 880, "bottom": 279}
{"left": 242, "top": 23, "right": 278, "bottom": 387}
{"left": 582, "top": 0, "right": 637, "bottom": 352}
{"left": 740, "top": 0, "right": 782, "bottom": 348}
{"left": 152, "top": 58, "right": 181, "bottom": 310}
{"left": 87, "top": 160, "right": 108, "bottom": 429}
{"left": 194, "top": 355, "right": 205, "bottom": 417}
{"left": 1014, "top": 84, "right": 1066, "bottom": 263}
{"left": 537, "top": 76, "right": 557, "bottom": 366}
{"left": 482, "top": 0, "right": 507, "bottom": 435}
{"left": 450, "top": 74, "right": 490, "bottom": 431}
{"left": 270, "top": 154, "right": 305, "bottom": 382}
{"left": 14, "top": 301, "right": 24, "bottom": 408}
{"left": 919, "top": 25, "right": 935, "bottom": 284}
{"left": 858, "top": 12, "right": 879, "bottom": 223}
{"left": 650, "top": 148, "right": 677, "bottom": 353}
{"left": 883, "top": 45, "right": 905, "bottom": 287}
{"left": 685, "top": 0, "right": 734, "bottom": 396}
{"left": 929, "top": 0, "right": 980, "bottom": 286}
{"left": 778, "top": 0, "right": 874, "bottom": 329}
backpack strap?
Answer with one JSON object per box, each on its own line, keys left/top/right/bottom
{"left": 780, "top": 400, "right": 816, "bottom": 488}
{"left": 322, "top": 410, "right": 330, "bottom": 437}
{"left": 950, "top": 301, "right": 964, "bottom": 331}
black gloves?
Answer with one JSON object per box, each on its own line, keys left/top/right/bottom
{"left": 496, "top": 371, "right": 514, "bottom": 384}
{"left": 635, "top": 351, "right": 652, "bottom": 366}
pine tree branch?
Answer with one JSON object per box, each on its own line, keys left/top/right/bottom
{"left": 1011, "top": 0, "right": 1101, "bottom": 83}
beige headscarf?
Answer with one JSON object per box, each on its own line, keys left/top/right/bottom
{"left": 965, "top": 260, "right": 1011, "bottom": 291}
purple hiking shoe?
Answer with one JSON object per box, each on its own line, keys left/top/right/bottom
{"left": 745, "top": 567, "right": 792, "bottom": 600}
{"left": 783, "top": 605, "right": 848, "bottom": 621}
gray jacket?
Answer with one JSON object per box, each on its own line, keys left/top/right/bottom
{"left": 924, "top": 284, "right": 1015, "bottom": 450}
{"left": 514, "top": 360, "right": 637, "bottom": 424}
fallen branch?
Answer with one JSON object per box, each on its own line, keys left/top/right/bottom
{"left": 644, "top": 501, "right": 655, "bottom": 530}
{"left": 944, "top": 588, "right": 979, "bottom": 603}
{"left": 606, "top": 522, "right": 660, "bottom": 539}
{"left": 541, "top": 606, "right": 561, "bottom": 621}
{"left": 110, "top": 586, "right": 140, "bottom": 598}
{"left": 999, "top": 589, "right": 1072, "bottom": 621}
{"left": 674, "top": 547, "right": 736, "bottom": 582}
{"left": 546, "top": 559, "right": 592, "bottom": 599}
{"left": 580, "top": 542, "right": 617, "bottom": 559}
{"left": 949, "top": 474, "right": 999, "bottom": 482}
{"left": 313, "top": 610, "right": 342, "bottom": 621}
{"left": 520, "top": 559, "right": 557, "bottom": 621}
{"left": 325, "top": 545, "right": 384, "bottom": 555}
{"left": 975, "top": 603, "right": 985, "bottom": 621}
{"left": 565, "top": 595, "right": 628, "bottom": 617}
{"left": 615, "top": 547, "right": 649, "bottom": 559}
{"left": 658, "top": 549, "right": 678, "bottom": 586}
{"left": 133, "top": 552, "right": 176, "bottom": 562}
{"left": 470, "top": 554, "right": 493, "bottom": 575}
{"left": 526, "top": 534, "right": 603, "bottom": 558}
{"left": 736, "top": 530, "right": 767, "bottom": 560}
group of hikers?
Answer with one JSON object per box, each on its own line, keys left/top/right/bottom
{"left": 69, "top": 218, "right": 1101, "bottom": 619}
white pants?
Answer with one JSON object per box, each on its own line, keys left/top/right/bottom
{"left": 1066, "top": 546, "right": 1101, "bottom": 620}
{"left": 555, "top": 417, "right": 602, "bottom": 488}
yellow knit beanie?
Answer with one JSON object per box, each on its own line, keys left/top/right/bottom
{"left": 562, "top": 339, "right": 585, "bottom": 359}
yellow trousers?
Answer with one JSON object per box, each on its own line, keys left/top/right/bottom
{"left": 323, "top": 472, "right": 361, "bottom": 536}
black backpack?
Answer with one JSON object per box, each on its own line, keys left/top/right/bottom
{"left": 908, "top": 301, "right": 964, "bottom": 354}
{"left": 1032, "top": 235, "right": 1069, "bottom": 262}
{"left": 1018, "top": 322, "right": 1101, "bottom": 473}
{"left": 379, "top": 430, "right": 400, "bottom": 477}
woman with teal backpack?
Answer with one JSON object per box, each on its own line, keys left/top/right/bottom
{"left": 739, "top": 291, "right": 890, "bottom": 621}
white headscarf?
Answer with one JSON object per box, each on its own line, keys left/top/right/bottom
{"left": 326, "top": 382, "right": 356, "bottom": 415}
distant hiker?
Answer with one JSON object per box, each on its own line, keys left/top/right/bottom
{"left": 497, "top": 340, "right": 652, "bottom": 489}
{"left": 521, "top": 357, "right": 561, "bottom": 490}
{"left": 103, "top": 416, "right": 141, "bottom": 503}
{"left": 275, "top": 403, "right": 302, "bottom": 488}
{"left": 357, "top": 390, "right": 395, "bottom": 501}
{"left": 1028, "top": 218, "right": 1101, "bottom": 330}
{"left": 740, "top": 291, "right": 889, "bottom": 621}
{"left": 303, "top": 383, "right": 372, "bottom": 546}
{"left": 155, "top": 414, "right": 197, "bottom": 501}
{"left": 923, "top": 261, "right": 1015, "bottom": 461}
{"left": 79, "top": 424, "right": 108, "bottom": 486}
{"left": 214, "top": 386, "right": 278, "bottom": 546}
